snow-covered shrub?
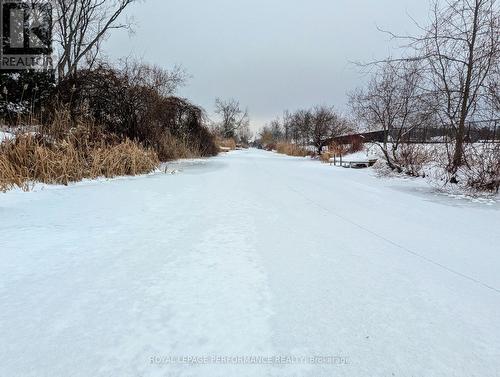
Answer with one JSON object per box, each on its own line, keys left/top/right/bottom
{"left": 372, "top": 158, "right": 400, "bottom": 177}
{"left": 394, "top": 143, "right": 434, "bottom": 177}
{"left": 458, "top": 144, "right": 500, "bottom": 193}
{"left": 424, "top": 143, "right": 499, "bottom": 195}
{"left": 371, "top": 142, "right": 433, "bottom": 177}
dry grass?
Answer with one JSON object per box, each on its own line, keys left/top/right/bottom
{"left": 89, "top": 140, "right": 160, "bottom": 177}
{"left": 0, "top": 106, "right": 215, "bottom": 192}
{"left": 154, "top": 132, "right": 198, "bottom": 161}
{"left": 320, "top": 152, "right": 333, "bottom": 163}
{"left": 0, "top": 134, "right": 159, "bottom": 192}
{"left": 276, "top": 143, "right": 310, "bottom": 157}
{"left": 217, "top": 138, "right": 237, "bottom": 151}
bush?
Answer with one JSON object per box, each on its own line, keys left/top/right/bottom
{"left": 0, "top": 70, "right": 55, "bottom": 120}
{"left": 457, "top": 144, "right": 500, "bottom": 193}
{"left": 276, "top": 143, "right": 310, "bottom": 157}
{"left": 0, "top": 62, "right": 220, "bottom": 192}
{"left": 394, "top": 144, "right": 433, "bottom": 177}
{"left": 320, "top": 152, "right": 332, "bottom": 163}
{"left": 265, "top": 143, "right": 277, "bottom": 151}
{"left": 51, "top": 64, "right": 218, "bottom": 160}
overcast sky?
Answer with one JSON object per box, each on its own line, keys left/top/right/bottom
{"left": 105, "top": 0, "right": 431, "bottom": 131}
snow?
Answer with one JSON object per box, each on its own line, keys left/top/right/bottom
{"left": 329, "top": 149, "right": 379, "bottom": 163}
{"left": 1, "top": 149, "right": 499, "bottom": 377}
{"left": 0, "top": 130, "right": 14, "bottom": 143}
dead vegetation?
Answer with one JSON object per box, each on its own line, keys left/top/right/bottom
{"left": 217, "top": 137, "right": 237, "bottom": 151}
{"left": 320, "top": 152, "right": 332, "bottom": 163}
{"left": 1, "top": 62, "right": 219, "bottom": 192}
{"left": 394, "top": 144, "right": 434, "bottom": 178}
{"left": 0, "top": 132, "right": 159, "bottom": 192}
{"left": 453, "top": 144, "right": 500, "bottom": 193}
{"left": 0, "top": 0, "right": 221, "bottom": 192}
{"left": 276, "top": 143, "right": 310, "bottom": 157}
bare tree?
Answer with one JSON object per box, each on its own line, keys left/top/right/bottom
{"left": 269, "top": 117, "right": 284, "bottom": 142}
{"left": 289, "top": 109, "right": 313, "bottom": 146}
{"left": 236, "top": 122, "right": 253, "bottom": 145}
{"left": 349, "top": 61, "right": 433, "bottom": 171}
{"left": 214, "top": 98, "right": 249, "bottom": 139}
{"left": 273, "top": 106, "right": 351, "bottom": 153}
{"left": 425, "top": 0, "right": 499, "bottom": 171}
{"left": 119, "top": 60, "right": 188, "bottom": 96}
{"left": 379, "top": 0, "right": 499, "bottom": 173}
{"left": 54, "top": 0, "right": 139, "bottom": 78}
{"left": 282, "top": 110, "right": 293, "bottom": 141}
{"left": 487, "top": 58, "right": 500, "bottom": 115}
{"left": 258, "top": 126, "right": 275, "bottom": 147}
{"left": 310, "top": 106, "right": 351, "bottom": 155}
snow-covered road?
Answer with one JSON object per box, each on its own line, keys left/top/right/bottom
{"left": 1, "top": 149, "right": 499, "bottom": 377}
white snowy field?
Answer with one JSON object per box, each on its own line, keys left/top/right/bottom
{"left": 0, "top": 149, "right": 499, "bottom": 377}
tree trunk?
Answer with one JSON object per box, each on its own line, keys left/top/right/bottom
{"left": 450, "top": 0, "right": 480, "bottom": 174}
